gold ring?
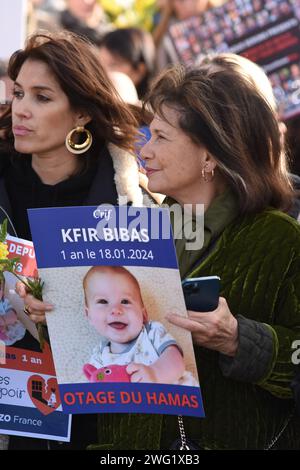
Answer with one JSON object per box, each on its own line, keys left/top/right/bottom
{"left": 23, "top": 305, "right": 31, "bottom": 316}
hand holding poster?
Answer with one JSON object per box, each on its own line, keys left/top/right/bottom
{"left": 28, "top": 205, "right": 205, "bottom": 418}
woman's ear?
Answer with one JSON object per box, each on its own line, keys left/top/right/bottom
{"left": 202, "top": 151, "right": 218, "bottom": 173}
{"left": 76, "top": 111, "right": 92, "bottom": 127}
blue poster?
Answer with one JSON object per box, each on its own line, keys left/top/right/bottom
{"left": 28, "top": 206, "right": 204, "bottom": 418}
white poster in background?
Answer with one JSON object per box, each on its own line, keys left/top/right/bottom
{"left": 0, "top": 0, "right": 27, "bottom": 60}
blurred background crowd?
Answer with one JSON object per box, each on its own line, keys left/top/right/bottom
{"left": 0, "top": 0, "right": 299, "bottom": 175}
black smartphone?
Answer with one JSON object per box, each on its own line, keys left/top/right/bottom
{"left": 182, "top": 276, "right": 220, "bottom": 312}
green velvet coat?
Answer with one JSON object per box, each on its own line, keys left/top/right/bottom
{"left": 90, "top": 209, "right": 300, "bottom": 450}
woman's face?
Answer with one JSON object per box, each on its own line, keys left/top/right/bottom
{"left": 98, "top": 46, "right": 144, "bottom": 86}
{"left": 140, "top": 105, "right": 207, "bottom": 202}
{"left": 12, "top": 59, "right": 80, "bottom": 157}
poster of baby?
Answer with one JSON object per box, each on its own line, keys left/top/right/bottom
{"left": 28, "top": 205, "right": 204, "bottom": 418}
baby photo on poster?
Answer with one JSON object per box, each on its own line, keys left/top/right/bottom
{"left": 28, "top": 205, "right": 205, "bottom": 418}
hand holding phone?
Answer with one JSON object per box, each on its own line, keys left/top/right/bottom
{"left": 182, "top": 276, "right": 220, "bottom": 312}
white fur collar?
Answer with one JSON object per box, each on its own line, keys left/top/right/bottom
{"left": 108, "top": 143, "right": 144, "bottom": 206}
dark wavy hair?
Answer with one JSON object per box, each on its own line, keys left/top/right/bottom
{"left": 0, "top": 31, "right": 140, "bottom": 157}
{"left": 144, "top": 56, "right": 294, "bottom": 214}
{"left": 100, "top": 28, "right": 155, "bottom": 99}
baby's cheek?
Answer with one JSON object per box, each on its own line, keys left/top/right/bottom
{"left": 92, "top": 318, "right": 105, "bottom": 330}
{"left": 87, "top": 313, "right": 98, "bottom": 326}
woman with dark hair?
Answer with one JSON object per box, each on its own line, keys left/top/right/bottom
{"left": 98, "top": 27, "right": 156, "bottom": 99}
{"left": 0, "top": 30, "right": 152, "bottom": 449}
{"left": 91, "top": 54, "right": 300, "bottom": 450}
{"left": 0, "top": 30, "right": 147, "bottom": 238}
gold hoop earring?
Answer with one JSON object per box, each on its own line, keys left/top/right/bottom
{"left": 65, "top": 126, "right": 93, "bottom": 154}
{"left": 201, "top": 167, "right": 215, "bottom": 182}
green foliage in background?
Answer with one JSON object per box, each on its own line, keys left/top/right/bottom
{"left": 100, "top": 0, "right": 157, "bottom": 31}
